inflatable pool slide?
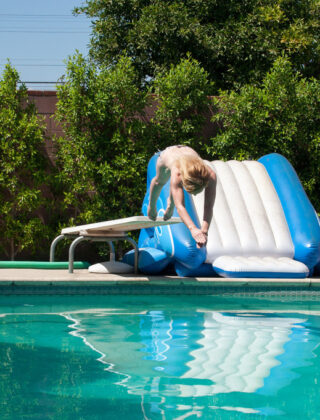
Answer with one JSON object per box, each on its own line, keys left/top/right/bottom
{"left": 123, "top": 153, "right": 320, "bottom": 278}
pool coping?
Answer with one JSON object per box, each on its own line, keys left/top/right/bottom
{"left": 1, "top": 269, "right": 320, "bottom": 294}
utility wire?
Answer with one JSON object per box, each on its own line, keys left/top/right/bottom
{"left": 0, "top": 13, "right": 90, "bottom": 83}
{"left": 1, "top": 58, "right": 66, "bottom": 60}
{"left": 0, "top": 13, "right": 84, "bottom": 15}
{"left": 0, "top": 30, "right": 89, "bottom": 33}
{"left": 0, "top": 13, "right": 91, "bottom": 32}
{"left": 20, "top": 81, "right": 65, "bottom": 83}
{"left": 0, "top": 13, "right": 88, "bottom": 18}
{"left": 0, "top": 64, "right": 65, "bottom": 67}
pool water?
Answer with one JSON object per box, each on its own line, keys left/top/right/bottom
{"left": 1, "top": 294, "right": 320, "bottom": 419}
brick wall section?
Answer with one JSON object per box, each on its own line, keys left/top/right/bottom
{"left": 27, "top": 91, "right": 219, "bottom": 160}
{"left": 27, "top": 91, "right": 64, "bottom": 164}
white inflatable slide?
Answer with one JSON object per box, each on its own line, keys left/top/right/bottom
{"left": 123, "top": 153, "right": 320, "bottom": 278}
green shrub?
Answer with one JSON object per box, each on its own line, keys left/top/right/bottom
{"left": 55, "top": 54, "right": 151, "bottom": 226}
{"left": 209, "top": 56, "right": 320, "bottom": 209}
{"left": 152, "top": 56, "right": 213, "bottom": 154}
{"left": 0, "top": 64, "right": 52, "bottom": 260}
{"left": 54, "top": 54, "right": 213, "bottom": 229}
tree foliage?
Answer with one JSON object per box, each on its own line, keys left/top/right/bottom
{"left": 152, "top": 55, "right": 213, "bottom": 152}
{"left": 75, "top": 0, "right": 320, "bottom": 90}
{"left": 55, "top": 54, "right": 149, "bottom": 225}
{"left": 55, "top": 54, "right": 212, "bottom": 227}
{"left": 0, "top": 64, "right": 51, "bottom": 260}
{"left": 209, "top": 56, "right": 320, "bottom": 209}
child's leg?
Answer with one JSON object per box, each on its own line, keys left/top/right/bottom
{"left": 147, "top": 157, "right": 170, "bottom": 220}
{"left": 163, "top": 191, "right": 175, "bottom": 220}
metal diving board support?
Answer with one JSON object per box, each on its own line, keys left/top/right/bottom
{"left": 50, "top": 233, "right": 139, "bottom": 274}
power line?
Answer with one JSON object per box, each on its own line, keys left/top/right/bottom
{"left": 0, "top": 18, "right": 88, "bottom": 22}
{"left": 0, "top": 59, "right": 66, "bottom": 63}
{"left": 20, "top": 81, "right": 65, "bottom": 84}
{"left": 0, "top": 13, "right": 90, "bottom": 83}
{"left": 0, "top": 13, "right": 87, "bottom": 17}
{"left": 0, "top": 13, "right": 91, "bottom": 32}
{"left": 0, "top": 15, "right": 90, "bottom": 23}
{"left": 0, "top": 64, "right": 65, "bottom": 67}
{"left": 1, "top": 58, "right": 66, "bottom": 60}
{"left": 0, "top": 12, "right": 91, "bottom": 33}
{"left": 0, "top": 30, "right": 90, "bottom": 33}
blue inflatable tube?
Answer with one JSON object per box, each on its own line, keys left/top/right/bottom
{"left": 122, "top": 247, "right": 172, "bottom": 275}
{"left": 259, "top": 153, "right": 320, "bottom": 271}
{"left": 175, "top": 262, "right": 217, "bottom": 277}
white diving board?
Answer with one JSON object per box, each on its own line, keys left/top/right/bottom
{"left": 51, "top": 216, "right": 182, "bottom": 273}
{"left": 61, "top": 216, "right": 182, "bottom": 236}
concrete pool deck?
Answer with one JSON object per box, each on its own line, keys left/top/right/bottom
{"left": 1, "top": 269, "right": 320, "bottom": 294}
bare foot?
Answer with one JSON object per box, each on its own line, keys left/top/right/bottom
{"left": 147, "top": 205, "right": 157, "bottom": 221}
{"left": 163, "top": 206, "right": 174, "bottom": 221}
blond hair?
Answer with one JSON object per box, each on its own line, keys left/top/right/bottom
{"left": 176, "top": 155, "right": 210, "bottom": 194}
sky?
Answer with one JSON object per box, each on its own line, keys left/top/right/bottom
{"left": 0, "top": 0, "right": 91, "bottom": 90}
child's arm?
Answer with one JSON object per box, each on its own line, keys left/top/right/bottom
{"left": 170, "top": 168, "right": 207, "bottom": 248}
{"left": 201, "top": 168, "right": 216, "bottom": 235}
{"left": 163, "top": 191, "right": 175, "bottom": 220}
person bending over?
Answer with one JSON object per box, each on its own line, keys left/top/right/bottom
{"left": 147, "top": 145, "right": 216, "bottom": 248}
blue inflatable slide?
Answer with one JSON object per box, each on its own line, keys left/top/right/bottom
{"left": 124, "top": 153, "right": 320, "bottom": 278}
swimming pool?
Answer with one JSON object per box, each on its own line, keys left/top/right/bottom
{"left": 1, "top": 294, "right": 320, "bottom": 419}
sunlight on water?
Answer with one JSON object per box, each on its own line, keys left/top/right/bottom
{"left": 0, "top": 295, "right": 320, "bottom": 419}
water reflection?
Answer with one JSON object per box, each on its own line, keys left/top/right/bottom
{"left": 180, "top": 312, "right": 305, "bottom": 396}
{"left": 61, "top": 308, "right": 316, "bottom": 417}
{"left": 1, "top": 299, "right": 320, "bottom": 419}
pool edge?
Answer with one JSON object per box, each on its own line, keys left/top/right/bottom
{"left": 0, "top": 268, "right": 319, "bottom": 295}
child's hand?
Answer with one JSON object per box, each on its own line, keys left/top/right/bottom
{"left": 147, "top": 205, "right": 157, "bottom": 221}
{"left": 190, "top": 227, "right": 207, "bottom": 248}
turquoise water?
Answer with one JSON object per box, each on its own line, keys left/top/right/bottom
{"left": 1, "top": 294, "right": 320, "bottom": 419}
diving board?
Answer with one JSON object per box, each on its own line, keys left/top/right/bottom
{"left": 50, "top": 216, "right": 182, "bottom": 274}
{"left": 61, "top": 216, "right": 181, "bottom": 236}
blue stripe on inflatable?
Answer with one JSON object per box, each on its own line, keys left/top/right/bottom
{"left": 214, "top": 266, "right": 307, "bottom": 278}
{"left": 140, "top": 153, "right": 206, "bottom": 269}
{"left": 259, "top": 153, "right": 320, "bottom": 270}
